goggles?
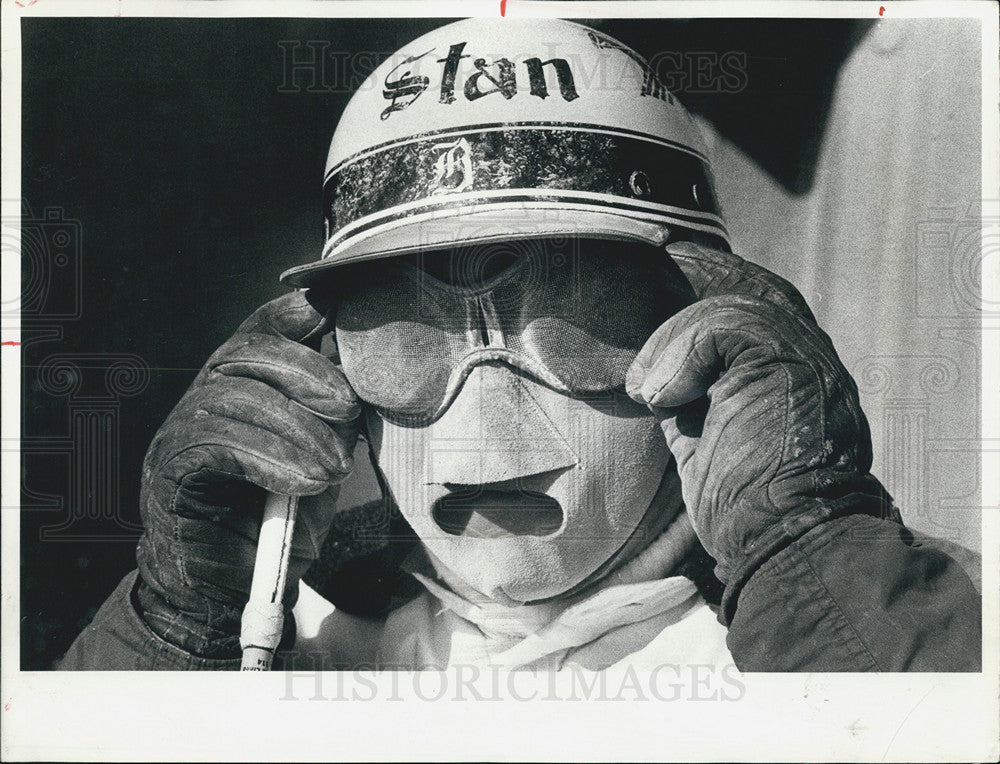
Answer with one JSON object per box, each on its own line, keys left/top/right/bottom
{"left": 333, "top": 240, "right": 695, "bottom": 423}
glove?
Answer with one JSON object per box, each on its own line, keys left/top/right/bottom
{"left": 135, "top": 290, "right": 360, "bottom": 659}
{"left": 626, "top": 242, "right": 893, "bottom": 619}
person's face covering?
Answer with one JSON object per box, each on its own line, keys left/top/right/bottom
{"left": 337, "top": 240, "right": 696, "bottom": 603}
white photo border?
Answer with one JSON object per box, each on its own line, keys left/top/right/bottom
{"left": 2, "top": 2, "right": 997, "bottom": 762}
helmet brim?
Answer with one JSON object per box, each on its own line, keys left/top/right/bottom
{"left": 279, "top": 203, "right": 729, "bottom": 288}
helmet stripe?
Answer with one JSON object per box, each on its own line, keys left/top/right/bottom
{"left": 324, "top": 121, "right": 710, "bottom": 180}
{"left": 324, "top": 127, "right": 721, "bottom": 245}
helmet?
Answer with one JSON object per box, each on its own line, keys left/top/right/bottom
{"left": 281, "top": 17, "right": 730, "bottom": 288}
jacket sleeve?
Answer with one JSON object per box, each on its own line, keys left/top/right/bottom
{"left": 56, "top": 570, "right": 241, "bottom": 671}
{"left": 724, "top": 514, "right": 982, "bottom": 671}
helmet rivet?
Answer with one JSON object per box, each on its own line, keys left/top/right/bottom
{"left": 629, "top": 170, "right": 651, "bottom": 198}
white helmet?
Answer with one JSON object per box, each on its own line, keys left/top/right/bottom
{"left": 281, "top": 17, "right": 730, "bottom": 287}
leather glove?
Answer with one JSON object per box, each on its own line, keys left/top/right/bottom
{"left": 626, "top": 242, "right": 894, "bottom": 620}
{"left": 135, "top": 290, "right": 359, "bottom": 659}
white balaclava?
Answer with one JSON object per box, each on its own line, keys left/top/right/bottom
{"left": 365, "top": 362, "right": 676, "bottom": 604}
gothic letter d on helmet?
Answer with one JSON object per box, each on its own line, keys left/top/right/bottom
{"left": 280, "top": 17, "right": 730, "bottom": 286}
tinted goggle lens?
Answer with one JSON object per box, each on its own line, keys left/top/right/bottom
{"left": 334, "top": 242, "right": 695, "bottom": 422}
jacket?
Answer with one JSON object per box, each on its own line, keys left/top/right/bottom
{"left": 56, "top": 512, "right": 981, "bottom": 672}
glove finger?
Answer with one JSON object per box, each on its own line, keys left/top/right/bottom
{"left": 172, "top": 485, "right": 342, "bottom": 607}
{"left": 626, "top": 295, "right": 818, "bottom": 409}
{"left": 665, "top": 241, "right": 816, "bottom": 323}
{"left": 235, "top": 289, "right": 335, "bottom": 348}
{"left": 630, "top": 295, "right": 871, "bottom": 504}
{"left": 625, "top": 300, "right": 728, "bottom": 408}
{"left": 159, "top": 378, "right": 356, "bottom": 497}
{"left": 195, "top": 376, "right": 358, "bottom": 472}
{"left": 207, "top": 333, "right": 359, "bottom": 423}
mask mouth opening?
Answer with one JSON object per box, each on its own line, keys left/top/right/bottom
{"left": 432, "top": 488, "right": 564, "bottom": 538}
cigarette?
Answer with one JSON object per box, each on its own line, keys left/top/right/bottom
{"left": 240, "top": 492, "right": 298, "bottom": 671}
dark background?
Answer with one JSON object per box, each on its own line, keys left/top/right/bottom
{"left": 19, "top": 17, "right": 873, "bottom": 669}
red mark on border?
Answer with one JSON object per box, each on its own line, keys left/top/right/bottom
{"left": 501, "top": 0, "right": 507, "bottom": 17}
{"left": 879, "top": 6, "right": 885, "bottom": 15}
{"left": 2, "top": 341, "right": 21, "bottom": 347}
{"left": 3, "top": 699, "right": 10, "bottom": 711}
{"left": 14, "top": 1, "right": 39, "bottom": 8}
